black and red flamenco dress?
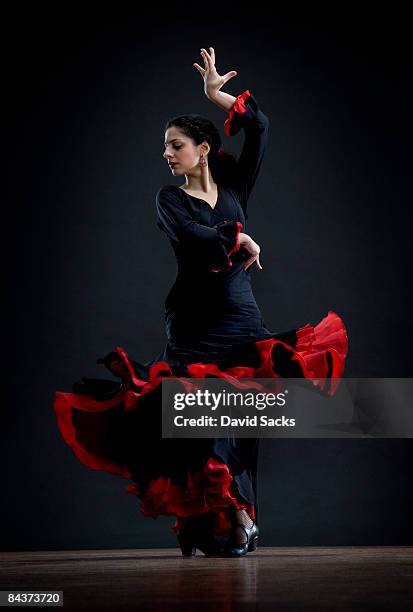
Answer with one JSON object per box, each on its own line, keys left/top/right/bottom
{"left": 52, "top": 88, "right": 349, "bottom": 540}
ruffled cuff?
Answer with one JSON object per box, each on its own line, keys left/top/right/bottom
{"left": 210, "top": 220, "right": 243, "bottom": 273}
{"left": 224, "top": 89, "right": 259, "bottom": 136}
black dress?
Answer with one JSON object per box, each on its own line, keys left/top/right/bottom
{"left": 53, "top": 89, "right": 348, "bottom": 538}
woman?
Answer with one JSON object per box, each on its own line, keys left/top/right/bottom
{"left": 53, "top": 47, "right": 348, "bottom": 558}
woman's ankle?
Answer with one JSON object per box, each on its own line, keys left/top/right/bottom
{"left": 235, "top": 508, "right": 253, "bottom": 527}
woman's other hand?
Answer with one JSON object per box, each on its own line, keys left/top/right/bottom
{"left": 193, "top": 47, "right": 238, "bottom": 99}
{"left": 239, "top": 232, "right": 263, "bottom": 271}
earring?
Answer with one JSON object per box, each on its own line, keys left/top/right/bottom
{"left": 200, "top": 155, "right": 207, "bottom": 167}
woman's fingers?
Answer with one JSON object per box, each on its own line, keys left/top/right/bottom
{"left": 200, "top": 49, "right": 208, "bottom": 71}
{"left": 223, "top": 70, "right": 238, "bottom": 85}
{"left": 200, "top": 50, "right": 208, "bottom": 70}
{"left": 200, "top": 48, "right": 214, "bottom": 70}
{"left": 196, "top": 47, "right": 237, "bottom": 97}
{"left": 193, "top": 62, "right": 205, "bottom": 76}
{"left": 244, "top": 254, "right": 263, "bottom": 271}
{"left": 244, "top": 256, "right": 255, "bottom": 270}
{"left": 200, "top": 47, "right": 216, "bottom": 67}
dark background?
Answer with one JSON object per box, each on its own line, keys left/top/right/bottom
{"left": 4, "top": 9, "right": 412, "bottom": 550}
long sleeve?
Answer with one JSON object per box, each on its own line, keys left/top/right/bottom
{"left": 224, "top": 90, "right": 269, "bottom": 220}
{"left": 156, "top": 186, "right": 243, "bottom": 273}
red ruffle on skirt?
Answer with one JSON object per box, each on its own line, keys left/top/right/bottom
{"left": 125, "top": 457, "right": 255, "bottom": 536}
{"left": 52, "top": 310, "right": 348, "bottom": 534}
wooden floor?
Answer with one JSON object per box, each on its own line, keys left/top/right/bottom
{"left": 1, "top": 547, "right": 413, "bottom": 610}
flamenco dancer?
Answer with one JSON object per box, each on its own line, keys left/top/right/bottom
{"left": 53, "top": 47, "right": 348, "bottom": 558}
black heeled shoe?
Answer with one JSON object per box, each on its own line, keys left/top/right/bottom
{"left": 177, "top": 514, "right": 226, "bottom": 558}
{"left": 177, "top": 520, "right": 197, "bottom": 557}
{"left": 222, "top": 519, "right": 259, "bottom": 557}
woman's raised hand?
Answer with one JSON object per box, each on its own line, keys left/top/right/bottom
{"left": 193, "top": 47, "right": 238, "bottom": 98}
{"left": 239, "top": 232, "right": 263, "bottom": 271}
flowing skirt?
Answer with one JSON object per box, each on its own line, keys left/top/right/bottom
{"left": 52, "top": 310, "right": 348, "bottom": 536}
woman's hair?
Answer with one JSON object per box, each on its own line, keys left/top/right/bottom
{"left": 164, "top": 114, "right": 238, "bottom": 186}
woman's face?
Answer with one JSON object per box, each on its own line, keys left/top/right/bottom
{"left": 163, "top": 127, "right": 207, "bottom": 175}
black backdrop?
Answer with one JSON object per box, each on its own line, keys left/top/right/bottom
{"left": 4, "top": 9, "right": 412, "bottom": 550}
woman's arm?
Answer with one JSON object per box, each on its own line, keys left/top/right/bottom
{"left": 156, "top": 186, "right": 243, "bottom": 273}
{"left": 221, "top": 90, "right": 269, "bottom": 213}
{"left": 194, "top": 48, "right": 269, "bottom": 218}
{"left": 207, "top": 89, "right": 236, "bottom": 112}
{"left": 191, "top": 48, "right": 265, "bottom": 271}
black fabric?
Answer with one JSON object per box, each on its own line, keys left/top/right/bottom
{"left": 224, "top": 92, "right": 270, "bottom": 219}
{"left": 156, "top": 190, "right": 241, "bottom": 273}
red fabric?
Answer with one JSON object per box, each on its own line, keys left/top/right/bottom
{"left": 53, "top": 386, "right": 133, "bottom": 479}
{"left": 227, "top": 221, "right": 243, "bottom": 259}
{"left": 224, "top": 89, "right": 251, "bottom": 137}
{"left": 52, "top": 310, "right": 348, "bottom": 534}
{"left": 126, "top": 456, "right": 255, "bottom": 537}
